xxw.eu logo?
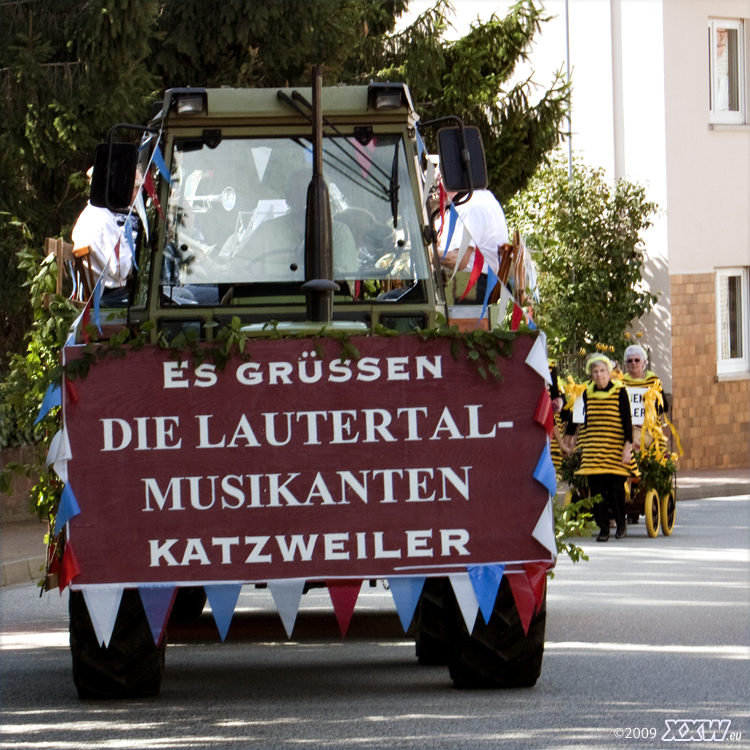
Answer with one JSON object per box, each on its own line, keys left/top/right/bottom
{"left": 662, "top": 720, "right": 732, "bottom": 742}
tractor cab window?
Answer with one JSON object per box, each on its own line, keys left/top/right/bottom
{"left": 161, "top": 135, "right": 426, "bottom": 306}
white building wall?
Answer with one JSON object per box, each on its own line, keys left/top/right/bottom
{"left": 662, "top": 0, "right": 750, "bottom": 275}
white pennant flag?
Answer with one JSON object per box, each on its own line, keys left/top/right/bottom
{"left": 45, "top": 430, "right": 63, "bottom": 468}
{"left": 268, "top": 579, "right": 306, "bottom": 639}
{"left": 450, "top": 226, "right": 474, "bottom": 282}
{"left": 52, "top": 427, "right": 72, "bottom": 483}
{"left": 525, "top": 330, "right": 552, "bottom": 385}
{"left": 532, "top": 498, "right": 558, "bottom": 557}
{"left": 498, "top": 282, "right": 512, "bottom": 316}
{"left": 82, "top": 585, "right": 125, "bottom": 647}
{"left": 449, "top": 573, "right": 480, "bottom": 634}
{"left": 134, "top": 192, "right": 149, "bottom": 242}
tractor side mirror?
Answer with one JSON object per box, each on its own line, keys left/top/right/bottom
{"left": 437, "top": 126, "right": 488, "bottom": 193}
{"left": 90, "top": 142, "right": 138, "bottom": 211}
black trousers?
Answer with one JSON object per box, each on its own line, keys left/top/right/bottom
{"left": 587, "top": 474, "right": 627, "bottom": 535}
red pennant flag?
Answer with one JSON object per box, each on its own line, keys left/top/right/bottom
{"left": 143, "top": 170, "right": 164, "bottom": 219}
{"left": 65, "top": 378, "right": 79, "bottom": 404}
{"left": 510, "top": 303, "right": 523, "bottom": 331}
{"left": 58, "top": 541, "right": 81, "bottom": 592}
{"left": 438, "top": 183, "right": 447, "bottom": 238}
{"left": 523, "top": 562, "right": 551, "bottom": 611}
{"left": 506, "top": 572, "right": 536, "bottom": 635}
{"left": 459, "top": 250, "right": 484, "bottom": 301}
{"left": 534, "top": 388, "right": 555, "bottom": 437}
{"left": 326, "top": 580, "right": 362, "bottom": 638}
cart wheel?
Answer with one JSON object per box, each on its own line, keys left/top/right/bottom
{"left": 660, "top": 489, "right": 676, "bottom": 536}
{"left": 644, "top": 489, "right": 660, "bottom": 538}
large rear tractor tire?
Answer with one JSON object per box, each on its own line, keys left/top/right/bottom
{"left": 448, "top": 576, "right": 546, "bottom": 689}
{"left": 69, "top": 589, "right": 166, "bottom": 699}
{"left": 413, "top": 578, "right": 454, "bottom": 665}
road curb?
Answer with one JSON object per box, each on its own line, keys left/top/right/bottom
{"left": 2, "top": 556, "right": 45, "bottom": 588}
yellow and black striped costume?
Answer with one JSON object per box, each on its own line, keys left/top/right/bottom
{"left": 622, "top": 371, "right": 668, "bottom": 456}
{"left": 575, "top": 381, "right": 638, "bottom": 477}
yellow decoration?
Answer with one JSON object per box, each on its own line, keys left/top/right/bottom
{"left": 562, "top": 376, "right": 587, "bottom": 411}
{"left": 636, "top": 331, "right": 643, "bottom": 338}
{"left": 624, "top": 332, "right": 631, "bottom": 340}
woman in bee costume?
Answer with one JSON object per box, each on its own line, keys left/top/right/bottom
{"left": 622, "top": 343, "right": 668, "bottom": 454}
{"left": 566, "top": 354, "right": 637, "bottom": 541}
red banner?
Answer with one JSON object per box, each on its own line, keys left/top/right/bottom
{"left": 63, "top": 335, "right": 552, "bottom": 586}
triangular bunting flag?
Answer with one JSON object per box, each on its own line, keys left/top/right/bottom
{"left": 64, "top": 377, "right": 79, "bottom": 404}
{"left": 524, "top": 562, "right": 550, "bottom": 611}
{"left": 449, "top": 573, "right": 480, "bottom": 634}
{"left": 58, "top": 541, "right": 81, "bottom": 592}
{"left": 387, "top": 577, "right": 425, "bottom": 632}
{"left": 251, "top": 146, "right": 272, "bottom": 182}
{"left": 532, "top": 498, "right": 558, "bottom": 557}
{"left": 479, "top": 267, "right": 498, "bottom": 321}
{"left": 510, "top": 303, "right": 523, "bottom": 331}
{"left": 533, "top": 443, "right": 557, "bottom": 497}
{"left": 138, "top": 585, "right": 177, "bottom": 645}
{"left": 525, "top": 331, "right": 552, "bottom": 385}
{"left": 497, "top": 283, "right": 512, "bottom": 318}
{"left": 458, "top": 249, "right": 484, "bottom": 302}
{"left": 467, "top": 564, "right": 505, "bottom": 626}
{"left": 143, "top": 170, "right": 164, "bottom": 219}
{"left": 54, "top": 483, "right": 81, "bottom": 533}
{"left": 81, "top": 585, "right": 124, "bottom": 647}
{"left": 534, "top": 388, "right": 555, "bottom": 437}
{"left": 268, "top": 579, "right": 306, "bottom": 639}
{"left": 134, "top": 191, "right": 149, "bottom": 242}
{"left": 506, "top": 572, "right": 536, "bottom": 636}
{"left": 442, "top": 204, "right": 459, "bottom": 258}
{"left": 326, "top": 580, "right": 362, "bottom": 638}
{"left": 151, "top": 146, "right": 171, "bottom": 184}
{"left": 35, "top": 383, "right": 61, "bottom": 425}
{"left": 204, "top": 583, "right": 243, "bottom": 642}
{"left": 449, "top": 226, "right": 473, "bottom": 281}
{"left": 45, "top": 430, "right": 63, "bottom": 468}
{"left": 52, "top": 427, "right": 73, "bottom": 484}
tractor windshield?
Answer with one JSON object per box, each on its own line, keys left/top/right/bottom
{"left": 162, "top": 135, "right": 427, "bottom": 305}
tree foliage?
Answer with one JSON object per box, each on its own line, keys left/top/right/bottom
{"left": 505, "top": 152, "right": 659, "bottom": 376}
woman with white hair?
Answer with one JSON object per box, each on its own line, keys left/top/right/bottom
{"left": 566, "top": 354, "right": 637, "bottom": 541}
{"left": 622, "top": 344, "right": 669, "bottom": 453}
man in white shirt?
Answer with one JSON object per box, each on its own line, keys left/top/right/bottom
{"left": 440, "top": 189, "right": 509, "bottom": 302}
{"left": 71, "top": 168, "right": 139, "bottom": 307}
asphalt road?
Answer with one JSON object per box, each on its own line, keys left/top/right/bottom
{"left": 1, "top": 494, "right": 748, "bottom": 749}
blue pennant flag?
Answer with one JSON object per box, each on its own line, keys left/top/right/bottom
{"left": 139, "top": 585, "right": 176, "bottom": 645}
{"left": 387, "top": 577, "right": 426, "bottom": 632}
{"left": 92, "top": 277, "right": 103, "bottom": 334}
{"left": 204, "top": 583, "right": 243, "bottom": 642}
{"left": 416, "top": 130, "right": 426, "bottom": 162}
{"left": 467, "top": 564, "right": 505, "bottom": 625}
{"left": 533, "top": 443, "right": 557, "bottom": 497}
{"left": 54, "top": 483, "right": 81, "bottom": 533}
{"left": 151, "top": 146, "right": 172, "bottom": 185}
{"left": 34, "top": 384, "right": 61, "bottom": 425}
{"left": 442, "top": 204, "right": 459, "bottom": 259}
{"left": 480, "top": 266, "right": 498, "bottom": 321}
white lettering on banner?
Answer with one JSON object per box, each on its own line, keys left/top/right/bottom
{"left": 141, "top": 467, "right": 472, "bottom": 511}
{"left": 104, "top": 406, "right": 509, "bottom": 453}
{"left": 148, "top": 528, "right": 471, "bottom": 566}
{"left": 625, "top": 387, "right": 647, "bottom": 427}
{"left": 166, "top": 354, "right": 444, "bottom": 389}
{"left": 102, "top": 417, "right": 182, "bottom": 451}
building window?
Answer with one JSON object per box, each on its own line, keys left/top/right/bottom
{"left": 716, "top": 268, "right": 749, "bottom": 374}
{"left": 709, "top": 19, "right": 746, "bottom": 124}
